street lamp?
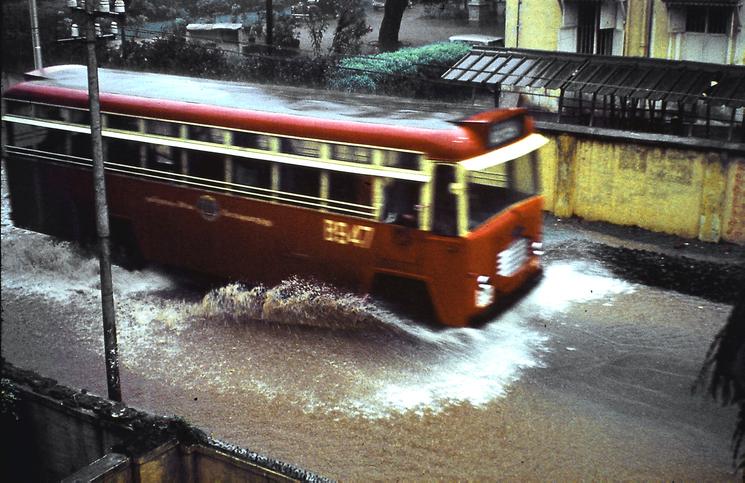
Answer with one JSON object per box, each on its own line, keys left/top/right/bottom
{"left": 59, "top": 0, "right": 127, "bottom": 403}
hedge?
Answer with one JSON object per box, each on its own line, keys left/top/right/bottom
{"left": 328, "top": 42, "right": 470, "bottom": 98}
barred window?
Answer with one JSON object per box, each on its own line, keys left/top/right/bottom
{"left": 686, "top": 6, "right": 730, "bottom": 34}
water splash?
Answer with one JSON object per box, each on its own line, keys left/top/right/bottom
{"left": 524, "top": 261, "right": 635, "bottom": 316}
{"left": 2, "top": 178, "right": 634, "bottom": 418}
{"left": 1, "top": 228, "right": 174, "bottom": 301}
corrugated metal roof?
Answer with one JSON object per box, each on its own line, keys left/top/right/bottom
{"left": 442, "top": 47, "right": 745, "bottom": 107}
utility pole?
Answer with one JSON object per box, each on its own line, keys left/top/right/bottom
{"left": 60, "top": 0, "right": 127, "bottom": 403}
{"left": 28, "top": 0, "right": 43, "bottom": 69}
{"left": 266, "top": 0, "right": 273, "bottom": 47}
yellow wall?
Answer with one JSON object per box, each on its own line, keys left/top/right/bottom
{"left": 538, "top": 132, "right": 745, "bottom": 244}
{"left": 624, "top": 0, "right": 647, "bottom": 57}
{"left": 649, "top": 0, "right": 671, "bottom": 60}
{"left": 505, "top": 0, "right": 562, "bottom": 50}
{"left": 505, "top": 0, "right": 743, "bottom": 64}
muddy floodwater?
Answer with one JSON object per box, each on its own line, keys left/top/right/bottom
{"left": 1, "top": 166, "right": 739, "bottom": 479}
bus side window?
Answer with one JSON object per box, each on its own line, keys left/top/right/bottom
{"left": 105, "top": 138, "right": 140, "bottom": 166}
{"left": 145, "top": 120, "right": 178, "bottom": 138}
{"left": 280, "top": 164, "right": 319, "bottom": 198}
{"left": 67, "top": 108, "right": 90, "bottom": 126}
{"left": 6, "top": 100, "right": 33, "bottom": 116}
{"left": 106, "top": 114, "right": 139, "bottom": 132}
{"left": 331, "top": 145, "right": 372, "bottom": 164}
{"left": 70, "top": 133, "right": 92, "bottom": 159}
{"left": 188, "top": 125, "right": 225, "bottom": 144}
{"left": 381, "top": 151, "right": 420, "bottom": 170}
{"left": 37, "top": 127, "right": 66, "bottom": 153}
{"left": 382, "top": 180, "right": 420, "bottom": 227}
{"left": 146, "top": 145, "right": 181, "bottom": 173}
{"left": 432, "top": 164, "right": 458, "bottom": 236}
{"left": 328, "top": 171, "right": 371, "bottom": 206}
{"left": 233, "top": 158, "right": 271, "bottom": 188}
{"left": 36, "top": 105, "right": 64, "bottom": 121}
{"left": 7, "top": 124, "right": 48, "bottom": 149}
{"left": 188, "top": 151, "right": 224, "bottom": 181}
{"left": 281, "top": 138, "right": 321, "bottom": 158}
{"left": 232, "top": 131, "right": 273, "bottom": 150}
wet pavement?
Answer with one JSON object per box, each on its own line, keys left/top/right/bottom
{"left": 2, "top": 198, "right": 742, "bottom": 479}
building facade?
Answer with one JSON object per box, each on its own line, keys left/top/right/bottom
{"left": 186, "top": 23, "right": 247, "bottom": 55}
{"left": 504, "top": 0, "right": 744, "bottom": 64}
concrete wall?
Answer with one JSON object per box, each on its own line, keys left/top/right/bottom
{"left": 504, "top": 0, "right": 561, "bottom": 50}
{"left": 1, "top": 364, "right": 322, "bottom": 482}
{"left": 537, "top": 122, "right": 745, "bottom": 244}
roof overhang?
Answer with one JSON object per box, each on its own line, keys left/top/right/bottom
{"left": 442, "top": 47, "right": 745, "bottom": 108}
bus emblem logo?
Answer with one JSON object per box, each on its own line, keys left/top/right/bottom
{"left": 196, "top": 195, "right": 220, "bottom": 222}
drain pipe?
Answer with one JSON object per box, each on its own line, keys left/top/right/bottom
{"left": 516, "top": 0, "right": 522, "bottom": 48}
{"left": 28, "top": 0, "right": 43, "bottom": 69}
{"left": 643, "top": 0, "right": 654, "bottom": 57}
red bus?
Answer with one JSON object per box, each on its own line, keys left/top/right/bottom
{"left": 2, "top": 65, "right": 548, "bottom": 327}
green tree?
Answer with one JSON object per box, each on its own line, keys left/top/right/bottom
{"left": 303, "top": 4, "right": 327, "bottom": 56}
{"left": 330, "top": 0, "right": 368, "bottom": 55}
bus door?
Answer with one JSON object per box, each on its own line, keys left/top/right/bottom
{"left": 377, "top": 178, "right": 424, "bottom": 267}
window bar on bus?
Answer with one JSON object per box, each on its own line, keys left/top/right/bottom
{"left": 179, "top": 125, "right": 188, "bottom": 177}
{"left": 137, "top": 119, "right": 147, "bottom": 168}
{"left": 455, "top": 164, "right": 469, "bottom": 237}
{"left": 420, "top": 159, "right": 434, "bottom": 231}
{"left": 319, "top": 171, "right": 330, "bottom": 212}
{"left": 6, "top": 142, "right": 377, "bottom": 220}
{"left": 62, "top": 109, "right": 74, "bottom": 156}
{"left": 371, "top": 149, "right": 385, "bottom": 220}
{"left": 223, "top": 131, "right": 233, "bottom": 186}
{"left": 318, "top": 143, "right": 331, "bottom": 211}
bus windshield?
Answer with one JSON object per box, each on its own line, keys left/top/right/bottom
{"left": 467, "top": 153, "right": 539, "bottom": 231}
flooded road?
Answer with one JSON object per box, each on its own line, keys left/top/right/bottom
{"left": 1, "top": 166, "right": 739, "bottom": 479}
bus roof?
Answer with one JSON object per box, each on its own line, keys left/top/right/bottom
{"left": 5, "top": 65, "right": 526, "bottom": 161}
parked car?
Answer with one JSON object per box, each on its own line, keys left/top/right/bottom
{"left": 448, "top": 34, "right": 504, "bottom": 47}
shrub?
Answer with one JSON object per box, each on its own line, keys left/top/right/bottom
{"left": 328, "top": 42, "right": 470, "bottom": 98}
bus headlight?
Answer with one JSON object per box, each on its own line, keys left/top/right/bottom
{"left": 476, "top": 276, "right": 494, "bottom": 308}
{"left": 531, "top": 241, "right": 544, "bottom": 256}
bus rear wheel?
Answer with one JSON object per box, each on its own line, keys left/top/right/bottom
{"left": 371, "top": 274, "right": 437, "bottom": 325}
